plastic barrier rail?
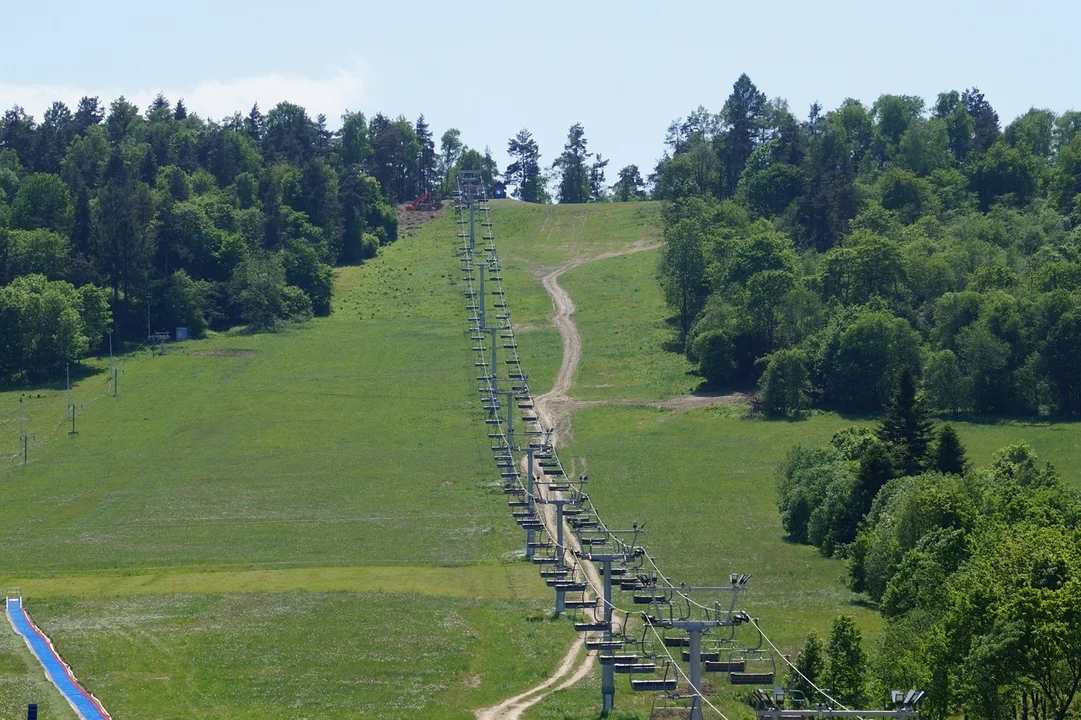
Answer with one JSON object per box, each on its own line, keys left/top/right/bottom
{"left": 6, "top": 597, "right": 111, "bottom": 720}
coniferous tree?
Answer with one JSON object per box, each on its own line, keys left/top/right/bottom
{"left": 933, "top": 424, "right": 968, "bottom": 475}
{"left": 589, "top": 154, "right": 609, "bottom": 202}
{"left": 482, "top": 146, "right": 499, "bottom": 183}
{"left": 1, "top": 106, "right": 37, "bottom": 168}
{"left": 105, "top": 96, "right": 139, "bottom": 144}
{"left": 36, "top": 101, "right": 74, "bottom": 174}
{"left": 314, "top": 113, "right": 332, "bottom": 156}
{"left": 506, "top": 129, "right": 543, "bottom": 202}
{"left": 146, "top": 94, "right": 170, "bottom": 121}
{"left": 720, "top": 73, "right": 767, "bottom": 197}
{"left": 786, "top": 631, "right": 826, "bottom": 698}
{"left": 414, "top": 115, "right": 436, "bottom": 196}
{"left": 72, "top": 96, "right": 104, "bottom": 136}
{"left": 553, "top": 122, "right": 591, "bottom": 203}
{"left": 246, "top": 103, "right": 264, "bottom": 143}
{"left": 963, "top": 87, "right": 1000, "bottom": 153}
{"left": 822, "top": 616, "right": 866, "bottom": 707}
{"left": 173, "top": 99, "right": 188, "bottom": 121}
{"left": 876, "top": 371, "right": 934, "bottom": 476}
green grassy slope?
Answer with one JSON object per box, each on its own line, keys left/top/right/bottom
{"left": 0, "top": 208, "right": 571, "bottom": 718}
{"left": 0, "top": 199, "right": 1077, "bottom": 719}
{"left": 479, "top": 200, "right": 1081, "bottom": 720}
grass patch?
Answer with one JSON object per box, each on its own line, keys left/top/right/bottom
{"left": 0, "top": 208, "right": 573, "bottom": 716}
{"left": 560, "top": 250, "right": 697, "bottom": 401}
{"left": 6, "top": 564, "right": 550, "bottom": 602}
{"left": 32, "top": 591, "right": 571, "bottom": 719}
{"left": 0, "top": 213, "right": 514, "bottom": 574}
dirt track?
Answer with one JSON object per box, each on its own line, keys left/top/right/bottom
{"left": 476, "top": 240, "right": 750, "bottom": 719}
{"left": 476, "top": 242, "right": 658, "bottom": 720}
{"left": 533, "top": 240, "right": 661, "bottom": 445}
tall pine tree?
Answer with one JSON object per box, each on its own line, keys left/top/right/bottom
{"left": 414, "top": 115, "right": 436, "bottom": 195}
{"left": 506, "top": 129, "right": 543, "bottom": 202}
{"left": 553, "top": 122, "right": 591, "bottom": 203}
{"left": 720, "top": 73, "right": 767, "bottom": 197}
{"left": 933, "top": 424, "right": 968, "bottom": 475}
{"left": 876, "top": 371, "right": 934, "bottom": 476}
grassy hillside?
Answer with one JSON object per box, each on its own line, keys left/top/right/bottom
{"left": 481, "top": 200, "right": 1081, "bottom": 720}
{"left": 0, "top": 198, "right": 1077, "bottom": 718}
{"left": 0, "top": 208, "right": 571, "bottom": 718}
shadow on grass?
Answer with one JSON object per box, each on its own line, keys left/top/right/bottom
{"left": 931, "top": 410, "right": 1074, "bottom": 426}
{"left": 849, "top": 596, "right": 880, "bottom": 612}
{"left": 8, "top": 363, "right": 108, "bottom": 393}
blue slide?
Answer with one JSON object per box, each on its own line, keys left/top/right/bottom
{"left": 6, "top": 597, "right": 111, "bottom": 720}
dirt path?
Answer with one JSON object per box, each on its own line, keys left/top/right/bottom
{"left": 477, "top": 241, "right": 749, "bottom": 719}
{"left": 533, "top": 240, "right": 661, "bottom": 445}
{"left": 474, "top": 637, "right": 587, "bottom": 720}
{"left": 476, "top": 242, "right": 659, "bottom": 720}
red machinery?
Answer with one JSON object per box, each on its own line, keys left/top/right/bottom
{"left": 408, "top": 192, "right": 434, "bottom": 211}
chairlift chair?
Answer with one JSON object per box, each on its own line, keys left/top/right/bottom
{"left": 648, "top": 694, "right": 696, "bottom": 720}
{"left": 728, "top": 648, "right": 776, "bottom": 686}
{"left": 630, "top": 661, "right": 679, "bottom": 692}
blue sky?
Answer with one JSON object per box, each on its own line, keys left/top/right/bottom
{"left": 3, "top": 0, "right": 1079, "bottom": 185}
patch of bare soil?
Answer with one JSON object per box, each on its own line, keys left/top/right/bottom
{"left": 397, "top": 203, "right": 445, "bottom": 237}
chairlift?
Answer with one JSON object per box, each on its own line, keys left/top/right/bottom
{"left": 564, "top": 598, "right": 597, "bottom": 610}
{"left": 599, "top": 653, "right": 642, "bottom": 666}
{"left": 648, "top": 694, "right": 696, "bottom": 720}
{"left": 728, "top": 648, "right": 776, "bottom": 686}
{"left": 539, "top": 569, "right": 568, "bottom": 579}
{"left": 630, "top": 661, "right": 678, "bottom": 692}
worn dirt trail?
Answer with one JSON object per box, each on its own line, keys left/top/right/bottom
{"left": 476, "top": 241, "right": 659, "bottom": 720}
{"left": 533, "top": 240, "right": 660, "bottom": 445}
{"left": 477, "top": 240, "right": 752, "bottom": 719}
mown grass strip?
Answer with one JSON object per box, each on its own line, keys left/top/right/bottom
{"left": 4, "top": 564, "right": 549, "bottom": 602}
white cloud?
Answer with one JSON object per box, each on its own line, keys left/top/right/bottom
{"left": 0, "top": 67, "right": 368, "bottom": 127}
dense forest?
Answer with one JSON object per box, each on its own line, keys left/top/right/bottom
{"left": 775, "top": 373, "right": 1081, "bottom": 720}
{"left": 0, "top": 95, "right": 497, "bottom": 384}
{"left": 649, "top": 75, "right": 1081, "bottom": 418}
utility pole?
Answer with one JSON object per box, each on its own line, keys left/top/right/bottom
{"left": 19, "top": 397, "right": 26, "bottom": 466}
{"left": 65, "top": 364, "right": 71, "bottom": 412}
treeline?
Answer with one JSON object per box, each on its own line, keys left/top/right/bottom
{"left": 777, "top": 374, "right": 1081, "bottom": 720}
{"left": 0, "top": 95, "right": 492, "bottom": 384}
{"left": 655, "top": 74, "right": 1081, "bottom": 417}
{"left": 505, "top": 124, "right": 650, "bottom": 204}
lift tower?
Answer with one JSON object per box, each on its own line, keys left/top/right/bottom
{"left": 576, "top": 525, "right": 645, "bottom": 715}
